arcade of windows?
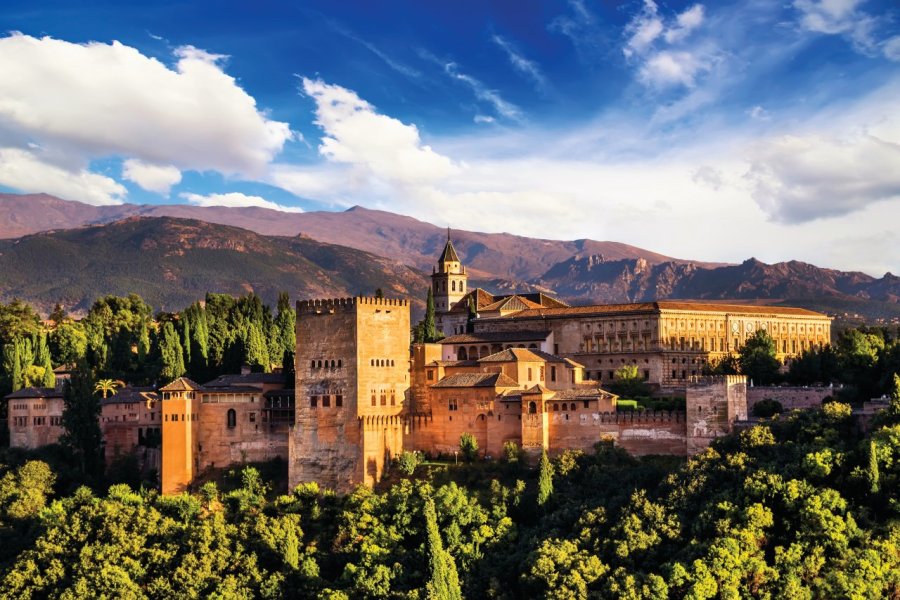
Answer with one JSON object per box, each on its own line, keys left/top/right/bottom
{"left": 370, "top": 389, "right": 397, "bottom": 407}
{"left": 311, "top": 359, "right": 342, "bottom": 370}
{"left": 309, "top": 393, "right": 344, "bottom": 409}
{"left": 370, "top": 359, "right": 395, "bottom": 367}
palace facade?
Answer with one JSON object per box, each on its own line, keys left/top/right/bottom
{"left": 5, "top": 235, "right": 832, "bottom": 493}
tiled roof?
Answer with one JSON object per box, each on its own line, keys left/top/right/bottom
{"left": 524, "top": 384, "right": 553, "bottom": 394}
{"left": 159, "top": 377, "right": 202, "bottom": 392}
{"left": 446, "top": 289, "right": 568, "bottom": 314}
{"left": 438, "top": 238, "right": 460, "bottom": 263}
{"left": 203, "top": 373, "right": 286, "bottom": 386}
{"left": 432, "top": 372, "right": 519, "bottom": 388}
{"left": 447, "top": 288, "right": 495, "bottom": 313}
{"left": 101, "top": 386, "right": 158, "bottom": 405}
{"left": 439, "top": 330, "right": 551, "bottom": 344}
{"left": 478, "top": 348, "right": 568, "bottom": 364}
{"left": 4, "top": 386, "right": 63, "bottom": 400}
{"left": 480, "top": 300, "right": 827, "bottom": 320}
{"left": 480, "top": 295, "right": 544, "bottom": 313}
{"left": 552, "top": 385, "right": 617, "bottom": 400}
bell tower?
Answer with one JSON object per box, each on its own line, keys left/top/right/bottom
{"left": 431, "top": 228, "right": 467, "bottom": 313}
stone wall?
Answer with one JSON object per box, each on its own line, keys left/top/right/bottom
{"left": 197, "top": 400, "right": 288, "bottom": 471}
{"left": 747, "top": 386, "right": 835, "bottom": 411}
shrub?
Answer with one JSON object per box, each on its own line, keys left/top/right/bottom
{"left": 459, "top": 433, "right": 479, "bottom": 462}
{"left": 502, "top": 441, "right": 522, "bottom": 464}
{"left": 752, "top": 399, "right": 784, "bottom": 418}
{"left": 396, "top": 450, "right": 423, "bottom": 476}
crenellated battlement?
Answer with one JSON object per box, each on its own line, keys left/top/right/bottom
{"left": 297, "top": 296, "right": 410, "bottom": 314}
{"left": 687, "top": 374, "right": 747, "bottom": 387}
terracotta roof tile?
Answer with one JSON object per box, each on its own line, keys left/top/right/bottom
{"left": 158, "top": 377, "right": 202, "bottom": 392}
{"left": 480, "top": 300, "right": 828, "bottom": 320}
{"left": 439, "top": 330, "right": 551, "bottom": 344}
{"left": 432, "top": 372, "right": 519, "bottom": 388}
{"left": 478, "top": 348, "right": 568, "bottom": 363}
{"left": 4, "top": 386, "right": 63, "bottom": 400}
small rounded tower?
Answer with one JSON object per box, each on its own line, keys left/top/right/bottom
{"left": 431, "top": 228, "right": 467, "bottom": 313}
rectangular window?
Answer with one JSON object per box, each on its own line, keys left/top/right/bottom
{"left": 427, "top": 370, "right": 434, "bottom": 381}
{"left": 310, "top": 396, "right": 318, "bottom": 408}
{"left": 336, "top": 395, "right": 343, "bottom": 407}
{"left": 539, "top": 367, "right": 545, "bottom": 381}
{"left": 323, "top": 395, "right": 331, "bottom": 407}
{"left": 249, "top": 412, "right": 256, "bottom": 422}
{"left": 528, "top": 367, "right": 533, "bottom": 380}
{"left": 554, "top": 344, "right": 559, "bottom": 355}
{"left": 550, "top": 366, "right": 557, "bottom": 382}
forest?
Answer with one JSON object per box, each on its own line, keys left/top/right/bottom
{"left": 0, "top": 394, "right": 898, "bottom": 598}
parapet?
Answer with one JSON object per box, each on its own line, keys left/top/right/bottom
{"left": 297, "top": 296, "right": 410, "bottom": 314}
{"left": 687, "top": 374, "right": 747, "bottom": 387}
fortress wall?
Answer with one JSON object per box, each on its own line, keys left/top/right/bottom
{"left": 197, "top": 401, "right": 288, "bottom": 471}
{"left": 747, "top": 386, "right": 834, "bottom": 411}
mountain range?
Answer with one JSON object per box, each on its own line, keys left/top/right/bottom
{"left": 0, "top": 193, "right": 897, "bottom": 321}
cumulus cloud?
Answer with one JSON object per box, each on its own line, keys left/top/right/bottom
{"left": 0, "top": 33, "right": 292, "bottom": 204}
{"left": 745, "top": 131, "right": 900, "bottom": 223}
{"left": 297, "top": 78, "right": 459, "bottom": 185}
{"left": 0, "top": 147, "right": 126, "bottom": 205}
{"left": 622, "top": 2, "right": 710, "bottom": 89}
{"left": 180, "top": 192, "right": 304, "bottom": 213}
{"left": 122, "top": 159, "right": 182, "bottom": 194}
{"left": 491, "top": 34, "right": 548, "bottom": 92}
{"left": 882, "top": 35, "right": 900, "bottom": 61}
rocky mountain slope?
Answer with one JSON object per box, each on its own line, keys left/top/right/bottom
{"left": 0, "top": 216, "right": 428, "bottom": 314}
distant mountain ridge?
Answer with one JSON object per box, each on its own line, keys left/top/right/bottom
{"left": 0, "top": 193, "right": 897, "bottom": 321}
{"left": 0, "top": 216, "right": 428, "bottom": 314}
{"left": 0, "top": 193, "right": 719, "bottom": 280}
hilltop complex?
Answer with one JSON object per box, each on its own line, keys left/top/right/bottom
{"left": 7, "top": 237, "right": 832, "bottom": 493}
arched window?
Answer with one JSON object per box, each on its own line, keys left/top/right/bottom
{"left": 390, "top": 359, "right": 395, "bottom": 367}
{"left": 457, "top": 347, "right": 468, "bottom": 360}
{"left": 338, "top": 359, "right": 342, "bottom": 368}
{"left": 452, "top": 281, "right": 456, "bottom": 291}
{"left": 570, "top": 403, "right": 576, "bottom": 412}
{"left": 528, "top": 401, "right": 537, "bottom": 414}
{"left": 371, "top": 394, "right": 376, "bottom": 406}
{"left": 553, "top": 403, "right": 559, "bottom": 411}
{"left": 310, "top": 360, "right": 316, "bottom": 369}
{"left": 317, "top": 360, "right": 323, "bottom": 368}
{"left": 227, "top": 409, "right": 236, "bottom": 428}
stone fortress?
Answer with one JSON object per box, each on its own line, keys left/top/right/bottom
{"left": 6, "top": 235, "right": 832, "bottom": 494}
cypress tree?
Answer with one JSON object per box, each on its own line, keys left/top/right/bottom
{"left": 890, "top": 373, "right": 900, "bottom": 416}
{"left": 275, "top": 292, "right": 296, "bottom": 361}
{"left": 424, "top": 288, "right": 438, "bottom": 343}
{"left": 159, "top": 322, "right": 186, "bottom": 382}
{"left": 537, "top": 450, "right": 554, "bottom": 506}
{"left": 181, "top": 317, "right": 192, "bottom": 369}
{"left": 10, "top": 341, "right": 23, "bottom": 392}
{"left": 245, "top": 322, "right": 270, "bottom": 373}
{"left": 59, "top": 364, "right": 103, "bottom": 479}
{"left": 868, "top": 440, "right": 880, "bottom": 494}
{"left": 424, "top": 496, "right": 463, "bottom": 600}
{"left": 137, "top": 319, "right": 151, "bottom": 363}
{"left": 41, "top": 349, "right": 55, "bottom": 389}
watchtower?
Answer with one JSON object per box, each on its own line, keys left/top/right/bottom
{"left": 685, "top": 375, "right": 748, "bottom": 455}
{"left": 160, "top": 377, "right": 201, "bottom": 494}
{"left": 289, "top": 297, "right": 411, "bottom": 492}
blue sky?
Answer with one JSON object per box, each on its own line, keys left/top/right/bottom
{"left": 0, "top": 0, "right": 898, "bottom": 275}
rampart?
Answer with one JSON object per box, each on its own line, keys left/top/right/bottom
{"left": 747, "top": 385, "right": 835, "bottom": 411}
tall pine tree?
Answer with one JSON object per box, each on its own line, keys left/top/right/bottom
{"left": 59, "top": 364, "right": 103, "bottom": 479}
{"left": 537, "top": 450, "right": 554, "bottom": 506}
{"left": 424, "top": 495, "right": 463, "bottom": 600}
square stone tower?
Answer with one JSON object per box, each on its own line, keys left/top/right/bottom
{"left": 289, "top": 297, "right": 410, "bottom": 493}
{"left": 159, "top": 377, "right": 201, "bottom": 494}
{"left": 685, "top": 375, "right": 748, "bottom": 455}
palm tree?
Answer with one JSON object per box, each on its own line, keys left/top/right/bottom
{"left": 94, "top": 378, "right": 121, "bottom": 399}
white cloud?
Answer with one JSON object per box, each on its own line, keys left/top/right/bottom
{"left": 491, "top": 34, "right": 548, "bottom": 92}
{"left": 748, "top": 105, "right": 771, "bottom": 121}
{"left": 624, "top": 1, "right": 664, "bottom": 58}
{"left": 180, "top": 192, "right": 303, "bottom": 213}
{"left": 0, "top": 147, "right": 126, "bottom": 205}
{"left": 793, "top": 0, "right": 880, "bottom": 54}
{"left": 122, "top": 159, "right": 182, "bottom": 194}
{"left": 0, "top": 33, "right": 292, "bottom": 204}
{"left": 883, "top": 35, "right": 900, "bottom": 61}
{"left": 441, "top": 61, "right": 523, "bottom": 122}
{"left": 665, "top": 5, "right": 705, "bottom": 44}
{"left": 622, "top": 2, "right": 710, "bottom": 89}
{"left": 474, "top": 115, "right": 496, "bottom": 125}
{"left": 639, "top": 51, "right": 707, "bottom": 88}
{"left": 744, "top": 87, "right": 900, "bottom": 223}
{"left": 297, "top": 78, "right": 459, "bottom": 185}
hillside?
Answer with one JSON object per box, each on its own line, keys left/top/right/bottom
{"left": 0, "top": 193, "right": 716, "bottom": 280}
{"left": 0, "top": 216, "right": 428, "bottom": 314}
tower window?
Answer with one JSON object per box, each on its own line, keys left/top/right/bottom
{"left": 310, "top": 396, "right": 318, "bottom": 408}
{"left": 452, "top": 281, "right": 456, "bottom": 291}
{"left": 227, "top": 409, "right": 236, "bottom": 428}
{"left": 336, "top": 395, "right": 343, "bottom": 407}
